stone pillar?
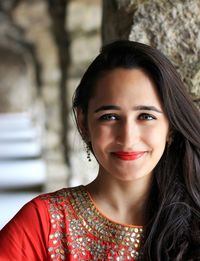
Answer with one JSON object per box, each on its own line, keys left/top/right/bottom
{"left": 102, "top": 0, "right": 200, "bottom": 108}
{"left": 0, "top": 0, "right": 102, "bottom": 190}
{"left": 13, "top": 0, "right": 69, "bottom": 191}
{"left": 0, "top": 47, "right": 32, "bottom": 113}
{"left": 66, "top": 0, "right": 101, "bottom": 186}
{"left": 0, "top": 0, "right": 36, "bottom": 113}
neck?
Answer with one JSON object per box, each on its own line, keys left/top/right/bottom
{"left": 86, "top": 170, "right": 153, "bottom": 226}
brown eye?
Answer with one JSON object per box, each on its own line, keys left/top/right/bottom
{"left": 138, "top": 113, "right": 156, "bottom": 121}
{"left": 99, "top": 114, "right": 119, "bottom": 121}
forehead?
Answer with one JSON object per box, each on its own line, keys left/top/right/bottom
{"left": 90, "top": 68, "right": 162, "bottom": 107}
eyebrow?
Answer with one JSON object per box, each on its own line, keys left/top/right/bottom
{"left": 94, "top": 105, "right": 162, "bottom": 113}
{"left": 133, "top": 105, "right": 162, "bottom": 113}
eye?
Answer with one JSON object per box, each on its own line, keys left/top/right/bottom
{"left": 99, "top": 114, "right": 119, "bottom": 121}
{"left": 138, "top": 113, "right": 156, "bottom": 121}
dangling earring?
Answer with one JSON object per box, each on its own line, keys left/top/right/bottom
{"left": 86, "top": 143, "right": 91, "bottom": 162}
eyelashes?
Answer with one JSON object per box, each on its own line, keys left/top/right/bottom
{"left": 98, "top": 113, "right": 157, "bottom": 122}
{"left": 138, "top": 113, "right": 157, "bottom": 121}
{"left": 99, "top": 114, "right": 119, "bottom": 121}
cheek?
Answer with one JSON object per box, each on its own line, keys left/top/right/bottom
{"left": 89, "top": 124, "right": 113, "bottom": 143}
{"left": 145, "top": 124, "right": 169, "bottom": 147}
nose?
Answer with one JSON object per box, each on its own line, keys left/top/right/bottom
{"left": 116, "top": 119, "right": 139, "bottom": 148}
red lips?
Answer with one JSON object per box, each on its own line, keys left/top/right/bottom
{"left": 112, "top": 151, "right": 145, "bottom": 160}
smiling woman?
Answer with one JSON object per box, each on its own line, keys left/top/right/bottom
{"left": 0, "top": 40, "right": 200, "bottom": 261}
{"left": 83, "top": 68, "right": 169, "bottom": 184}
{"left": 73, "top": 41, "right": 200, "bottom": 260}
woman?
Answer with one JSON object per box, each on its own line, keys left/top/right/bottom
{"left": 0, "top": 40, "right": 199, "bottom": 260}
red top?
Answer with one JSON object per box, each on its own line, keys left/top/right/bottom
{"left": 0, "top": 186, "right": 144, "bottom": 260}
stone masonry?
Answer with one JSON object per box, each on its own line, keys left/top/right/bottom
{"left": 102, "top": 0, "right": 200, "bottom": 109}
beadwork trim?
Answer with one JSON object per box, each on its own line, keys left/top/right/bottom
{"left": 41, "top": 186, "right": 144, "bottom": 260}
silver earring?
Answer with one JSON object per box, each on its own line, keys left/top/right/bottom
{"left": 86, "top": 143, "right": 91, "bottom": 162}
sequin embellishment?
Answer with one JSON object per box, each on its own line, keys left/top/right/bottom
{"left": 41, "top": 186, "right": 144, "bottom": 260}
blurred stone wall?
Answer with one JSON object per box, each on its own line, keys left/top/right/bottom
{"left": 0, "top": 47, "right": 32, "bottom": 112}
{"left": 0, "top": 0, "right": 38, "bottom": 113}
{"left": 0, "top": 0, "right": 101, "bottom": 191}
{"left": 15, "top": 0, "right": 101, "bottom": 190}
{"left": 12, "top": 0, "right": 68, "bottom": 191}
{"left": 102, "top": 0, "right": 200, "bottom": 109}
{"left": 67, "top": 0, "right": 101, "bottom": 187}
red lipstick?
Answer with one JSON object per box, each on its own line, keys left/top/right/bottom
{"left": 112, "top": 151, "right": 145, "bottom": 160}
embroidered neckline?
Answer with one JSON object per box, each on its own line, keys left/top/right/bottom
{"left": 83, "top": 185, "right": 143, "bottom": 228}
{"left": 69, "top": 185, "right": 144, "bottom": 245}
{"left": 43, "top": 186, "right": 144, "bottom": 260}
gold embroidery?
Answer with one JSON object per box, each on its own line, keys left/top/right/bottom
{"left": 41, "top": 186, "right": 144, "bottom": 260}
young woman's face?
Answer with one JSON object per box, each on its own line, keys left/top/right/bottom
{"left": 83, "top": 68, "right": 169, "bottom": 182}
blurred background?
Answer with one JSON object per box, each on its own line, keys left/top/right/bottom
{"left": 0, "top": 0, "right": 199, "bottom": 229}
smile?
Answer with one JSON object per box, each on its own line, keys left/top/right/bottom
{"left": 112, "top": 151, "right": 145, "bottom": 161}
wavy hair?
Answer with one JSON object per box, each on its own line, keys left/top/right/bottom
{"left": 72, "top": 40, "right": 200, "bottom": 260}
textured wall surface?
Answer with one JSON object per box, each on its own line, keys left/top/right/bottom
{"left": 102, "top": 0, "right": 200, "bottom": 108}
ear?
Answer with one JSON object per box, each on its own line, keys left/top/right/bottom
{"left": 77, "top": 108, "right": 90, "bottom": 142}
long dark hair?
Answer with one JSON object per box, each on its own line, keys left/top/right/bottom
{"left": 73, "top": 40, "right": 200, "bottom": 260}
